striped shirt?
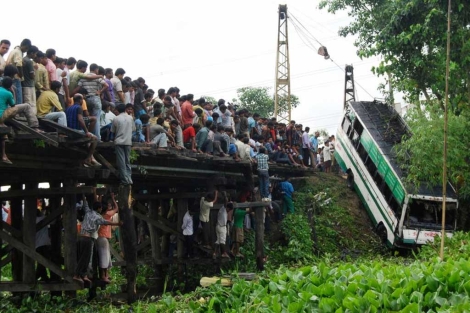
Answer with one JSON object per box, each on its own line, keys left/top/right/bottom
{"left": 78, "top": 75, "right": 105, "bottom": 95}
{"left": 255, "top": 153, "right": 269, "bottom": 171}
{"left": 65, "top": 103, "right": 83, "bottom": 131}
{"left": 80, "top": 200, "right": 109, "bottom": 239}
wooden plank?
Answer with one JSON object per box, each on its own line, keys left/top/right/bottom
{"left": 133, "top": 192, "right": 205, "bottom": 200}
{"left": 35, "top": 206, "right": 64, "bottom": 232}
{"left": 0, "top": 230, "right": 74, "bottom": 283}
{"left": 7, "top": 119, "right": 59, "bottom": 147}
{"left": 136, "top": 238, "right": 151, "bottom": 253}
{"left": 0, "top": 244, "right": 12, "bottom": 257}
{"left": 0, "top": 126, "right": 12, "bottom": 135}
{"left": 133, "top": 209, "right": 183, "bottom": 240}
{"left": 0, "top": 282, "right": 81, "bottom": 292}
{"left": 0, "top": 186, "right": 105, "bottom": 198}
{"left": 94, "top": 152, "right": 119, "bottom": 177}
{"left": 38, "top": 118, "right": 85, "bottom": 139}
{"left": 233, "top": 201, "right": 271, "bottom": 209}
{"left": 1, "top": 254, "right": 12, "bottom": 267}
{"left": 1, "top": 221, "right": 21, "bottom": 238}
{"left": 9, "top": 184, "right": 22, "bottom": 282}
{"left": 110, "top": 245, "right": 124, "bottom": 263}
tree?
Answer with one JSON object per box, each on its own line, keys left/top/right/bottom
{"left": 234, "top": 87, "right": 300, "bottom": 118}
{"left": 396, "top": 106, "right": 470, "bottom": 198}
{"left": 200, "top": 96, "right": 218, "bottom": 106}
{"left": 319, "top": 0, "right": 470, "bottom": 111}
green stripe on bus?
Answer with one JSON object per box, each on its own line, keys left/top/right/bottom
{"left": 335, "top": 152, "right": 395, "bottom": 247}
{"left": 336, "top": 136, "right": 395, "bottom": 232}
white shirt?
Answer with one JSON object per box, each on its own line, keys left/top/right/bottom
{"left": 2, "top": 206, "right": 7, "bottom": 222}
{"left": 217, "top": 206, "right": 227, "bottom": 227}
{"left": 302, "top": 131, "right": 312, "bottom": 149}
{"left": 199, "top": 197, "right": 213, "bottom": 222}
{"left": 323, "top": 145, "right": 331, "bottom": 162}
{"left": 182, "top": 211, "right": 193, "bottom": 236}
{"left": 56, "top": 68, "right": 65, "bottom": 95}
{"left": 36, "top": 216, "right": 51, "bottom": 249}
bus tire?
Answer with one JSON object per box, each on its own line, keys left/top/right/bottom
{"left": 376, "top": 223, "right": 387, "bottom": 245}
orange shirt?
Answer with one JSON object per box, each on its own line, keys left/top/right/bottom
{"left": 98, "top": 210, "right": 116, "bottom": 238}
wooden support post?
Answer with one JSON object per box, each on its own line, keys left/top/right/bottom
{"left": 23, "top": 183, "right": 37, "bottom": 285}
{"left": 160, "top": 200, "right": 170, "bottom": 257}
{"left": 10, "top": 183, "right": 22, "bottom": 282}
{"left": 49, "top": 181, "right": 62, "bottom": 296}
{"left": 63, "top": 179, "right": 77, "bottom": 296}
{"left": 255, "top": 206, "right": 265, "bottom": 271}
{"left": 177, "top": 199, "right": 187, "bottom": 281}
{"left": 118, "top": 184, "right": 137, "bottom": 304}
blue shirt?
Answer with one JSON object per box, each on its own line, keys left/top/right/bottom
{"left": 248, "top": 117, "right": 256, "bottom": 133}
{"left": 279, "top": 181, "right": 294, "bottom": 198}
{"left": 0, "top": 87, "right": 15, "bottom": 117}
{"left": 133, "top": 118, "right": 145, "bottom": 142}
{"left": 310, "top": 136, "right": 318, "bottom": 152}
{"left": 65, "top": 103, "right": 83, "bottom": 131}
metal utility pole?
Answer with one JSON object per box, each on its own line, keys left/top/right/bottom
{"left": 274, "top": 4, "right": 291, "bottom": 123}
{"left": 440, "top": 0, "right": 452, "bottom": 260}
{"left": 343, "top": 64, "right": 356, "bottom": 111}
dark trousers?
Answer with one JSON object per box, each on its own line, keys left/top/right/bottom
{"left": 201, "top": 140, "right": 213, "bottom": 154}
{"left": 36, "top": 245, "right": 51, "bottom": 281}
{"left": 201, "top": 221, "right": 210, "bottom": 246}
{"left": 258, "top": 169, "right": 269, "bottom": 198}
{"left": 75, "top": 236, "right": 94, "bottom": 278}
{"left": 115, "top": 145, "right": 133, "bottom": 185}
{"left": 302, "top": 148, "right": 310, "bottom": 166}
{"left": 184, "top": 235, "right": 194, "bottom": 257}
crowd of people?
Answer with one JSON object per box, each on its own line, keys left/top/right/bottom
{"left": 0, "top": 38, "right": 340, "bottom": 283}
{"left": 0, "top": 38, "right": 337, "bottom": 172}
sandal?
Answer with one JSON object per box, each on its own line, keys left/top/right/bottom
{"left": 2, "top": 159, "right": 12, "bottom": 165}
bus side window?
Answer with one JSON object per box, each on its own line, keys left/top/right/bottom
{"left": 357, "top": 142, "right": 368, "bottom": 163}
{"left": 353, "top": 119, "right": 364, "bottom": 136}
{"left": 342, "top": 116, "right": 352, "bottom": 137}
{"left": 351, "top": 131, "right": 360, "bottom": 148}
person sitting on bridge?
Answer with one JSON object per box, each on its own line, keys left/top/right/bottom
{"left": 0, "top": 77, "right": 44, "bottom": 164}
{"left": 183, "top": 123, "right": 200, "bottom": 152}
{"left": 65, "top": 93, "right": 100, "bottom": 167}
{"left": 36, "top": 80, "right": 67, "bottom": 126}
{"left": 195, "top": 120, "right": 213, "bottom": 154}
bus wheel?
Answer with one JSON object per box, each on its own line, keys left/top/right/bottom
{"left": 376, "top": 224, "right": 387, "bottom": 244}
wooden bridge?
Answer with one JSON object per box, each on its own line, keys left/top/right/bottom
{"left": 0, "top": 118, "right": 314, "bottom": 303}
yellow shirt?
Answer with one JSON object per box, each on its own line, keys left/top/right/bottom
{"left": 36, "top": 90, "right": 63, "bottom": 117}
{"left": 35, "top": 63, "right": 49, "bottom": 92}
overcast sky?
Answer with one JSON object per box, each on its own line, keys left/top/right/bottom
{"left": 2, "top": 0, "right": 386, "bottom": 135}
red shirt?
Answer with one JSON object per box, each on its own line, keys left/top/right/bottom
{"left": 98, "top": 210, "right": 117, "bottom": 239}
{"left": 183, "top": 126, "right": 196, "bottom": 143}
{"left": 181, "top": 100, "right": 195, "bottom": 125}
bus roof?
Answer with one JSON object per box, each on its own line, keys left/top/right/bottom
{"left": 349, "top": 100, "right": 457, "bottom": 199}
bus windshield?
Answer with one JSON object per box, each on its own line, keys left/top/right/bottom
{"left": 405, "top": 199, "right": 457, "bottom": 231}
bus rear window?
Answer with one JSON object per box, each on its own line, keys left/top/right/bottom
{"left": 406, "top": 199, "right": 457, "bottom": 230}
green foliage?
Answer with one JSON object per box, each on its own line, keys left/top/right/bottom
{"left": 319, "top": 0, "right": 470, "bottom": 110}
{"left": 235, "top": 87, "right": 300, "bottom": 118}
{"left": 396, "top": 106, "right": 470, "bottom": 197}
{"left": 33, "top": 140, "right": 46, "bottom": 148}
{"left": 154, "top": 232, "right": 470, "bottom": 312}
{"left": 129, "top": 149, "right": 139, "bottom": 163}
{"left": 278, "top": 213, "right": 314, "bottom": 262}
{"left": 200, "top": 96, "right": 218, "bottom": 106}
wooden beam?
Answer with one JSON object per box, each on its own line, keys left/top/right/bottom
{"left": 0, "top": 230, "right": 75, "bottom": 283}
{"left": 233, "top": 201, "right": 271, "bottom": 209}
{"left": 38, "top": 118, "right": 85, "bottom": 139}
{"left": 136, "top": 238, "right": 151, "bottom": 253}
{"left": 35, "top": 206, "right": 64, "bottom": 232}
{"left": 1, "top": 221, "right": 21, "bottom": 238}
{"left": 133, "top": 192, "right": 205, "bottom": 200}
{"left": 10, "top": 183, "right": 22, "bottom": 282}
{"left": 7, "top": 119, "right": 59, "bottom": 147}
{"left": 110, "top": 245, "right": 124, "bottom": 263}
{"left": 0, "top": 186, "right": 105, "bottom": 198}
{"left": 1, "top": 254, "right": 11, "bottom": 268}
{"left": 133, "top": 209, "right": 183, "bottom": 240}
{"left": 0, "top": 282, "right": 81, "bottom": 292}
{"left": 94, "top": 152, "right": 119, "bottom": 177}
{"left": 62, "top": 179, "right": 78, "bottom": 286}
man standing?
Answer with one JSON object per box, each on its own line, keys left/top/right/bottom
{"left": 279, "top": 177, "right": 295, "bottom": 215}
{"left": 22, "top": 46, "right": 38, "bottom": 113}
{"left": 255, "top": 147, "right": 270, "bottom": 201}
{"left": 76, "top": 63, "right": 108, "bottom": 140}
{"left": 45, "top": 49, "right": 57, "bottom": 84}
{"left": 111, "top": 68, "right": 126, "bottom": 104}
{"left": 6, "top": 38, "right": 32, "bottom": 104}
{"left": 213, "top": 200, "right": 232, "bottom": 259}
{"left": 36, "top": 81, "right": 67, "bottom": 126}
{"left": 34, "top": 51, "right": 50, "bottom": 99}
{"left": 181, "top": 94, "right": 195, "bottom": 128}
{"left": 111, "top": 103, "right": 135, "bottom": 185}
{"left": 310, "top": 131, "right": 319, "bottom": 166}
{"left": 199, "top": 191, "right": 218, "bottom": 250}
{"left": 181, "top": 209, "right": 195, "bottom": 259}
{"left": 302, "top": 127, "right": 312, "bottom": 167}
{"left": 0, "top": 40, "right": 10, "bottom": 76}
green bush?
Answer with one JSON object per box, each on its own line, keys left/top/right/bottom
{"left": 278, "top": 213, "right": 314, "bottom": 262}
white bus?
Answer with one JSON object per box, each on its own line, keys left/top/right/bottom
{"left": 334, "top": 101, "right": 458, "bottom": 248}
